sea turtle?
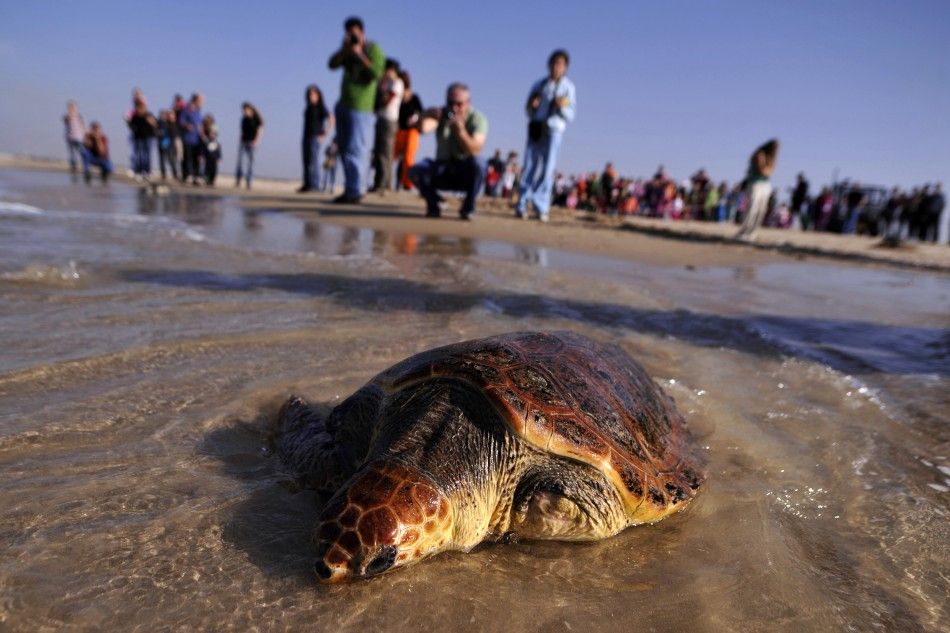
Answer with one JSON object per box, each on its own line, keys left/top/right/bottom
{"left": 273, "top": 331, "right": 705, "bottom": 583}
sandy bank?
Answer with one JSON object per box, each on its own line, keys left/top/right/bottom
{"left": 3, "top": 154, "right": 947, "bottom": 272}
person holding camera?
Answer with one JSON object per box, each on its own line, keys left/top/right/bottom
{"left": 328, "top": 16, "right": 385, "bottom": 204}
{"left": 408, "top": 82, "right": 488, "bottom": 220}
{"left": 370, "top": 58, "right": 404, "bottom": 194}
{"left": 515, "top": 49, "right": 576, "bottom": 222}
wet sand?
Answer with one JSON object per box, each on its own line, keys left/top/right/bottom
{"left": 0, "top": 167, "right": 948, "bottom": 632}
{"left": 5, "top": 154, "right": 948, "bottom": 272}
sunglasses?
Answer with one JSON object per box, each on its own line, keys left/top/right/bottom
{"left": 447, "top": 100, "right": 466, "bottom": 107}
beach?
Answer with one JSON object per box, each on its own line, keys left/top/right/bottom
{"left": 0, "top": 162, "right": 948, "bottom": 632}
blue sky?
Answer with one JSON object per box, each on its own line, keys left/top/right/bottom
{"left": 0, "top": 1, "right": 947, "bottom": 193}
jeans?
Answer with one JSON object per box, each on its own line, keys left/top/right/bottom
{"left": 235, "top": 142, "right": 255, "bottom": 186}
{"left": 302, "top": 136, "right": 322, "bottom": 190}
{"left": 131, "top": 138, "right": 152, "bottom": 175}
{"left": 66, "top": 139, "right": 84, "bottom": 172}
{"left": 182, "top": 143, "right": 202, "bottom": 182}
{"left": 843, "top": 207, "right": 860, "bottom": 234}
{"left": 372, "top": 118, "right": 398, "bottom": 191}
{"left": 321, "top": 163, "right": 336, "bottom": 192}
{"left": 335, "top": 104, "right": 375, "bottom": 197}
{"left": 81, "top": 150, "right": 113, "bottom": 181}
{"left": 409, "top": 156, "right": 486, "bottom": 217}
{"left": 158, "top": 140, "right": 178, "bottom": 180}
{"left": 516, "top": 129, "right": 563, "bottom": 217}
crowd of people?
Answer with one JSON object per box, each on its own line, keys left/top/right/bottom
{"left": 524, "top": 163, "right": 944, "bottom": 241}
{"left": 60, "top": 14, "right": 944, "bottom": 241}
{"left": 63, "top": 90, "right": 236, "bottom": 187}
{"left": 60, "top": 16, "right": 572, "bottom": 224}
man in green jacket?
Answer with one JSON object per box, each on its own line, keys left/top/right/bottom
{"left": 328, "top": 16, "right": 385, "bottom": 204}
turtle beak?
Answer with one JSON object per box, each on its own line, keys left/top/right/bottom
{"left": 313, "top": 541, "right": 353, "bottom": 584}
{"left": 313, "top": 543, "right": 399, "bottom": 583}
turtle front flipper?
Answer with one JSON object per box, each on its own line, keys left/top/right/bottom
{"left": 273, "top": 385, "right": 384, "bottom": 492}
{"left": 273, "top": 396, "right": 344, "bottom": 491}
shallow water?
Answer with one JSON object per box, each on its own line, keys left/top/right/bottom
{"left": 0, "top": 169, "right": 947, "bottom": 632}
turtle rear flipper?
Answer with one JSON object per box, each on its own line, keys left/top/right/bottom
{"left": 274, "top": 395, "right": 344, "bottom": 491}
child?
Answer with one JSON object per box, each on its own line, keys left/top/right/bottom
{"left": 202, "top": 114, "right": 221, "bottom": 186}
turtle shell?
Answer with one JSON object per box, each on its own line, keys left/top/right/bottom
{"left": 379, "top": 331, "right": 706, "bottom": 524}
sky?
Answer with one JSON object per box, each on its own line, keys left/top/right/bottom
{"left": 0, "top": 0, "right": 947, "bottom": 194}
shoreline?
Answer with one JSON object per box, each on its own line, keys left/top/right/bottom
{"left": 2, "top": 154, "right": 947, "bottom": 272}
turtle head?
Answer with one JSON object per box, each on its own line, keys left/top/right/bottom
{"left": 312, "top": 461, "right": 454, "bottom": 583}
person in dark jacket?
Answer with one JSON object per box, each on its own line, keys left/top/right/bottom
{"left": 235, "top": 102, "right": 263, "bottom": 189}
{"left": 126, "top": 99, "right": 157, "bottom": 179}
{"left": 299, "top": 85, "right": 335, "bottom": 193}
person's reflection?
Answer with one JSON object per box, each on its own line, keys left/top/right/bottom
{"left": 396, "top": 233, "right": 418, "bottom": 255}
{"left": 515, "top": 245, "right": 548, "bottom": 266}
{"left": 136, "top": 187, "right": 158, "bottom": 216}
{"left": 183, "top": 195, "right": 222, "bottom": 225}
{"left": 733, "top": 266, "right": 757, "bottom": 281}
{"left": 243, "top": 209, "right": 262, "bottom": 230}
{"left": 303, "top": 220, "right": 321, "bottom": 239}
{"left": 371, "top": 229, "right": 388, "bottom": 256}
{"left": 339, "top": 227, "right": 360, "bottom": 256}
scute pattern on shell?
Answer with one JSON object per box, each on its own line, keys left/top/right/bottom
{"left": 383, "top": 331, "right": 707, "bottom": 523}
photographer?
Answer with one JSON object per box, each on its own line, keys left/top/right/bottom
{"left": 515, "top": 49, "right": 576, "bottom": 222}
{"left": 328, "top": 16, "right": 385, "bottom": 204}
{"left": 409, "top": 83, "right": 488, "bottom": 220}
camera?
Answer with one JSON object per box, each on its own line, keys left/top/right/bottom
{"left": 348, "top": 33, "right": 359, "bottom": 46}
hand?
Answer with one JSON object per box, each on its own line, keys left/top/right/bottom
{"left": 529, "top": 95, "right": 542, "bottom": 111}
{"left": 448, "top": 115, "right": 464, "bottom": 135}
{"left": 556, "top": 96, "right": 570, "bottom": 109}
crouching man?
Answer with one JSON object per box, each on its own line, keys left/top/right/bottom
{"left": 409, "top": 82, "right": 488, "bottom": 220}
{"left": 82, "top": 122, "right": 114, "bottom": 184}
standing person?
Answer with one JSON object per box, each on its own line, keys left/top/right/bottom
{"left": 515, "top": 49, "right": 576, "bottom": 222}
{"left": 156, "top": 110, "right": 178, "bottom": 181}
{"left": 370, "top": 58, "right": 403, "bottom": 194}
{"left": 485, "top": 149, "right": 504, "bottom": 197}
{"left": 202, "top": 114, "right": 221, "bottom": 186}
{"left": 179, "top": 93, "right": 205, "bottom": 185}
{"left": 235, "top": 102, "right": 263, "bottom": 189}
{"left": 81, "top": 122, "right": 113, "bottom": 184}
{"left": 501, "top": 152, "right": 519, "bottom": 200}
{"left": 409, "top": 82, "right": 488, "bottom": 220}
{"left": 322, "top": 141, "right": 339, "bottom": 192}
{"left": 126, "top": 99, "right": 157, "bottom": 179}
{"left": 736, "top": 139, "right": 780, "bottom": 238}
{"left": 393, "top": 70, "right": 422, "bottom": 190}
{"left": 791, "top": 172, "right": 809, "bottom": 228}
{"left": 63, "top": 101, "right": 86, "bottom": 176}
{"left": 843, "top": 183, "right": 865, "bottom": 234}
{"left": 924, "top": 183, "right": 945, "bottom": 242}
{"left": 328, "top": 16, "right": 385, "bottom": 204}
{"left": 298, "top": 85, "right": 333, "bottom": 193}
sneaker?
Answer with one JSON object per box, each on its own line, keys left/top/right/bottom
{"left": 425, "top": 201, "right": 445, "bottom": 218}
{"left": 332, "top": 193, "right": 362, "bottom": 204}
{"left": 460, "top": 213, "right": 475, "bottom": 222}
{"left": 538, "top": 214, "right": 549, "bottom": 223}
{"left": 297, "top": 185, "right": 312, "bottom": 193}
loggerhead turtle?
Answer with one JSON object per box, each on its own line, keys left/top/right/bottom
{"left": 273, "top": 331, "right": 706, "bottom": 583}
